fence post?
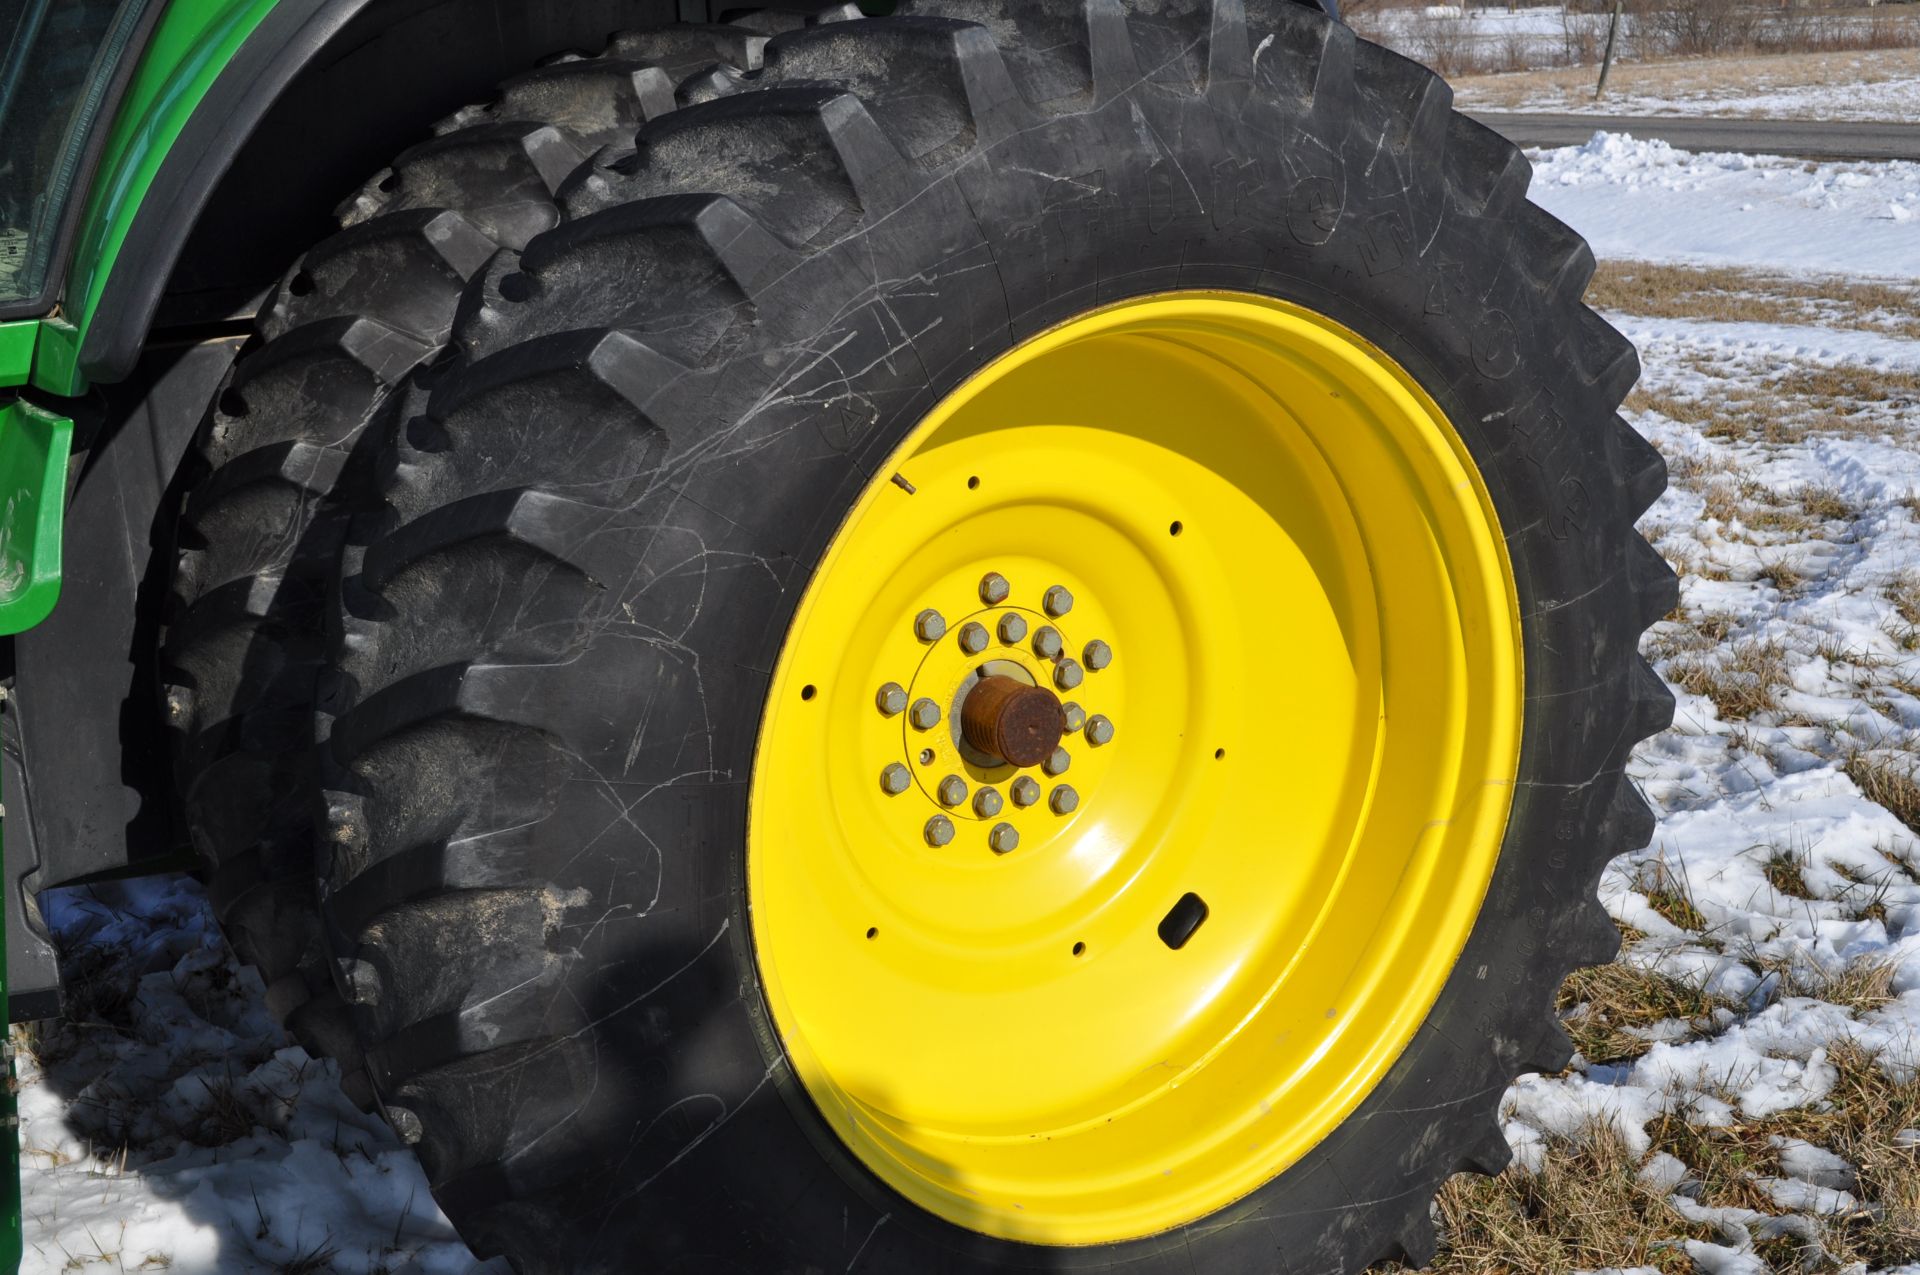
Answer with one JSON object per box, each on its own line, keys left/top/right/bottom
{"left": 1595, "top": 0, "right": 1624, "bottom": 100}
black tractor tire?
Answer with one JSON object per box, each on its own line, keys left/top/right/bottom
{"left": 157, "top": 20, "right": 809, "bottom": 1080}
{"left": 199, "top": 1, "right": 1671, "bottom": 1270}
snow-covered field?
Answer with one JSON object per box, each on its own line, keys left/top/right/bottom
{"left": 1531, "top": 132, "right": 1920, "bottom": 276}
{"left": 1453, "top": 47, "right": 1920, "bottom": 120}
{"left": 1479, "top": 69, "right": 1920, "bottom": 121}
{"left": 1495, "top": 135, "right": 1920, "bottom": 1272}
{"left": 17, "top": 133, "right": 1920, "bottom": 1272}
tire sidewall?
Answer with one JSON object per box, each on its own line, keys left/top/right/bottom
{"left": 541, "top": 51, "right": 1642, "bottom": 1274}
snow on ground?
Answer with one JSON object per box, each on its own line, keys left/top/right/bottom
{"left": 1487, "top": 134, "right": 1920, "bottom": 1271}
{"left": 15, "top": 133, "right": 1920, "bottom": 1271}
{"left": 16, "top": 878, "right": 498, "bottom": 1273}
{"left": 1528, "top": 132, "right": 1920, "bottom": 280}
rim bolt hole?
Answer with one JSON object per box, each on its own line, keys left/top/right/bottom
{"left": 1170, "top": 521, "right": 1184, "bottom": 537}
{"left": 1072, "top": 941, "right": 1086, "bottom": 957}
{"left": 920, "top": 748, "right": 935, "bottom": 766}
{"left": 866, "top": 927, "right": 879, "bottom": 941}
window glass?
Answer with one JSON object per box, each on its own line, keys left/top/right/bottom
{"left": 0, "top": 0, "right": 140, "bottom": 308}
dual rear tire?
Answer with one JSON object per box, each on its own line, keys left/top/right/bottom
{"left": 161, "top": 3, "right": 1673, "bottom": 1270}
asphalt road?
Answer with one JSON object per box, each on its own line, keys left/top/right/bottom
{"left": 1468, "top": 112, "right": 1920, "bottom": 164}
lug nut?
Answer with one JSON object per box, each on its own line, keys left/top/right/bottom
{"left": 1044, "top": 747, "right": 1071, "bottom": 777}
{"left": 1050, "top": 785, "right": 1080, "bottom": 815}
{"left": 880, "top": 763, "right": 912, "bottom": 795}
{"left": 915, "top": 609, "right": 947, "bottom": 642}
{"left": 1010, "top": 776, "right": 1042, "bottom": 808}
{"left": 1033, "top": 627, "right": 1064, "bottom": 661}
{"left": 938, "top": 774, "right": 969, "bottom": 807}
{"left": 876, "top": 683, "right": 909, "bottom": 716}
{"left": 1085, "top": 715, "right": 1115, "bottom": 747}
{"left": 1083, "top": 640, "right": 1113, "bottom": 671}
{"left": 925, "top": 815, "right": 956, "bottom": 847}
{"left": 909, "top": 698, "right": 942, "bottom": 730}
{"left": 989, "top": 823, "right": 1020, "bottom": 854}
{"left": 979, "top": 573, "right": 1011, "bottom": 605}
{"left": 1044, "top": 585, "right": 1074, "bottom": 618}
{"left": 973, "top": 787, "right": 1004, "bottom": 818}
{"left": 957, "top": 622, "right": 990, "bottom": 656}
{"left": 1062, "top": 702, "right": 1086, "bottom": 733}
{"left": 1054, "top": 660, "right": 1084, "bottom": 691}
{"left": 998, "top": 613, "right": 1028, "bottom": 644}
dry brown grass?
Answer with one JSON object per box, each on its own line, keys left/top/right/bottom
{"left": 1646, "top": 609, "right": 1738, "bottom": 661}
{"left": 1369, "top": 1039, "right": 1920, "bottom": 1272}
{"left": 1423, "top": 1128, "right": 1705, "bottom": 1274}
{"left": 1639, "top": 855, "right": 1710, "bottom": 932}
{"left": 1588, "top": 260, "right": 1920, "bottom": 343}
{"left": 1846, "top": 748, "right": 1920, "bottom": 834}
{"left": 1798, "top": 483, "right": 1859, "bottom": 524}
{"left": 1763, "top": 846, "right": 1813, "bottom": 899}
{"left": 1661, "top": 449, "right": 1736, "bottom": 489}
{"left": 1558, "top": 961, "right": 1730, "bottom": 1065}
{"left": 1667, "top": 637, "right": 1789, "bottom": 719}
{"left": 1644, "top": 1040, "right": 1920, "bottom": 1268}
{"left": 1765, "top": 953, "right": 1899, "bottom": 1013}
{"left": 1453, "top": 45, "right": 1920, "bottom": 116}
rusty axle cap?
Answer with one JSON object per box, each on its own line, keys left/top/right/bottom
{"left": 961, "top": 674, "right": 1067, "bottom": 769}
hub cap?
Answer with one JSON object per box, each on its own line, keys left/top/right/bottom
{"left": 748, "top": 292, "right": 1523, "bottom": 1245}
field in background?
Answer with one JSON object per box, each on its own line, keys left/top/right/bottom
{"left": 1451, "top": 44, "right": 1920, "bottom": 117}
{"left": 1350, "top": 2, "right": 1920, "bottom": 79}
{"left": 1368, "top": 135, "right": 1920, "bottom": 1275}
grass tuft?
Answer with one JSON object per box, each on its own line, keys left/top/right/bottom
{"left": 1666, "top": 638, "right": 1788, "bottom": 720}
{"left": 1557, "top": 962, "right": 1729, "bottom": 1065}
{"left": 1639, "top": 856, "right": 1709, "bottom": 932}
{"left": 1846, "top": 749, "right": 1920, "bottom": 834}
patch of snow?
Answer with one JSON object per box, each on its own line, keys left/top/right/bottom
{"left": 1479, "top": 73, "right": 1920, "bottom": 123}
{"left": 1771, "top": 1135, "right": 1856, "bottom": 1191}
{"left": 17, "top": 877, "right": 501, "bottom": 1274}
{"left": 1755, "top": 1175, "right": 1862, "bottom": 1215}
{"left": 1527, "top": 132, "right": 1920, "bottom": 280}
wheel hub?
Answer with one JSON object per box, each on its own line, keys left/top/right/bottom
{"left": 960, "top": 674, "right": 1063, "bottom": 768}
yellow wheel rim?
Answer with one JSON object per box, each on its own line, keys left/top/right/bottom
{"left": 748, "top": 292, "right": 1523, "bottom": 1245}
